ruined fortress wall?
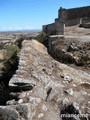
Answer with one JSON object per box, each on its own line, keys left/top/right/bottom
{"left": 55, "top": 19, "right": 64, "bottom": 35}
{"left": 82, "top": 17, "right": 90, "bottom": 24}
{"left": 65, "top": 18, "right": 80, "bottom": 26}
{"left": 43, "top": 23, "right": 56, "bottom": 35}
{"left": 43, "top": 6, "right": 90, "bottom": 35}
{"left": 61, "top": 6, "right": 90, "bottom": 27}
{"left": 66, "top": 6, "right": 90, "bottom": 20}
{"left": 65, "top": 17, "right": 90, "bottom": 27}
{"left": 58, "top": 7, "right": 67, "bottom": 21}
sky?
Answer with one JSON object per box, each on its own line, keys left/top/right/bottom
{"left": 0, "top": 0, "right": 90, "bottom": 31}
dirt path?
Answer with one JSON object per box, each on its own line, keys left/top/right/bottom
{"left": 64, "top": 25, "right": 90, "bottom": 36}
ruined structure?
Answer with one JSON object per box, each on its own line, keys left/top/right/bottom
{"left": 0, "top": 39, "right": 90, "bottom": 120}
{"left": 43, "top": 6, "right": 90, "bottom": 35}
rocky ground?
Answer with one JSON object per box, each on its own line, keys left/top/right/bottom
{"left": 49, "top": 35, "right": 90, "bottom": 74}
{"left": 0, "top": 39, "right": 89, "bottom": 120}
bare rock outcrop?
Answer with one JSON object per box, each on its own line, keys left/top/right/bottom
{"left": 0, "top": 40, "right": 90, "bottom": 120}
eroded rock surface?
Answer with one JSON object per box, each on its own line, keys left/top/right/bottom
{"left": 0, "top": 40, "right": 90, "bottom": 120}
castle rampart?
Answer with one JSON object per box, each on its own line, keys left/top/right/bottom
{"left": 43, "top": 23, "right": 56, "bottom": 35}
{"left": 43, "top": 6, "right": 90, "bottom": 35}
{"left": 66, "top": 6, "right": 90, "bottom": 20}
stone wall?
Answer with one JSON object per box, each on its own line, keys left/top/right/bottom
{"left": 43, "top": 23, "right": 56, "bottom": 35}
{"left": 65, "top": 18, "right": 80, "bottom": 27}
{"left": 43, "top": 6, "right": 90, "bottom": 35}
{"left": 55, "top": 19, "right": 64, "bottom": 35}
{"left": 0, "top": 39, "right": 90, "bottom": 120}
{"left": 65, "top": 17, "right": 90, "bottom": 27}
{"left": 66, "top": 6, "right": 90, "bottom": 20}
{"left": 82, "top": 17, "right": 90, "bottom": 24}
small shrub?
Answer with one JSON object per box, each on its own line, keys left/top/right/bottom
{"left": 4, "top": 45, "right": 20, "bottom": 61}
{"left": 3, "top": 44, "right": 20, "bottom": 75}
{"left": 1, "top": 45, "right": 20, "bottom": 88}
{"left": 35, "top": 32, "right": 48, "bottom": 43}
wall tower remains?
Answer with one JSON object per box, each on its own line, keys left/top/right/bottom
{"left": 43, "top": 6, "right": 90, "bottom": 35}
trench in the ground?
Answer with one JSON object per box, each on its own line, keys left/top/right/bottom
{"left": 0, "top": 37, "right": 38, "bottom": 105}
{"left": 43, "top": 37, "right": 90, "bottom": 74}
{"left": 0, "top": 55, "right": 19, "bottom": 105}
{"left": 0, "top": 38, "right": 33, "bottom": 105}
{"left": 44, "top": 39, "right": 76, "bottom": 65}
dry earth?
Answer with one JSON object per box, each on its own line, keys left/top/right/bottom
{"left": 50, "top": 26, "right": 90, "bottom": 73}
{"left": 64, "top": 25, "right": 90, "bottom": 36}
